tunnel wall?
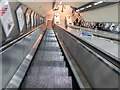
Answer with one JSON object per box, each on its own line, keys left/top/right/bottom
{"left": 81, "top": 3, "right": 119, "bottom": 22}
{"left": 0, "top": 20, "right": 2, "bottom": 46}
{"left": 1, "top": 1, "right": 44, "bottom": 45}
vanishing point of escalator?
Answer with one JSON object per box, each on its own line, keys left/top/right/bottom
{"left": 21, "top": 29, "right": 72, "bottom": 88}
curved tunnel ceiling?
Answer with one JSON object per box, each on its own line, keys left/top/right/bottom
{"left": 18, "top": 0, "right": 89, "bottom": 17}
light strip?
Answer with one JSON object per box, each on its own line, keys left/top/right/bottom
{"left": 86, "top": 5, "right": 92, "bottom": 8}
{"left": 80, "top": 8, "right": 85, "bottom": 10}
{"left": 94, "top": 0, "right": 104, "bottom": 5}
{"left": 76, "top": 9, "right": 80, "bottom": 12}
{"left": 56, "top": 0, "right": 63, "bottom": 10}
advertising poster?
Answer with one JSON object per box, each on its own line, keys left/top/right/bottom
{"left": 25, "top": 9, "right": 31, "bottom": 29}
{"left": 31, "top": 11, "right": 34, "bottom": 27}
{"left": 38, "top": 15, "right": 40, "bottom": 25}
{"left": 39, "top": 17, "right": 41, "bottom": 24}
{"left": 36, "top": 14, "right": 38, "bottom": 26}
{"left": 0, "top": 0, "right": 15, "bottom": 37}
{"left": 34, "top": 13, "right": 37, "bottom": 27}
{"left": 16, "top": 5, "right": 25, "bottom": 32}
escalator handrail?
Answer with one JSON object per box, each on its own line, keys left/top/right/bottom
{"left": 5, "top": 29, "right": 46, "bottom": 89}
{"left": 0, "top": 25, "right": 42, "bottom": 53}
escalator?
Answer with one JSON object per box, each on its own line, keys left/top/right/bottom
{"left": 21, "top": 29, "right": 73, "bottom": 88}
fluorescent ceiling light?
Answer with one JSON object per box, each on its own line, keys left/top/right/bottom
{"left": 76, "top": 9, "right": 80, "bottom": 12}
{"left": 98, "top": 0, "right": 104, "bottom": 4}
{"left": 94, "top": 0, "right": 103, "bottom": 5}
{"left": 94, "top": 3, "right": 98, "bottom": 5}
{"left": 80, "top": 8, "right": 85, "bottom": 10}
{"left": 56, "top": 0, "right": 63, "bottom": 10}
{"left": 86, "top": 5, "right": 92, "bottom": 8}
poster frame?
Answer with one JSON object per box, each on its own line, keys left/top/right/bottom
{"left": 15, "top": 3, "right": 25, "bottom": 33}
{"left": 30, "top": 10, "right": 34, "bottom": 28}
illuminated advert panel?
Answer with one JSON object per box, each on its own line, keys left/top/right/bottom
{"left": 25, "top": 8, "right": 31, "bottom": 29}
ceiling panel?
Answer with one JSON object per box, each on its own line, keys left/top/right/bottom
{"left": 62, "top": 2, "right": 89, "bottom": 8}
{"left": 19, "top": 2, "right": 53, "bottom": 17}
{"left": 18, "top": 1, "right": 89, "bottom": 17}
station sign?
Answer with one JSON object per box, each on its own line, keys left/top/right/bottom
{"left": 16, "top": 5, "right": 25, "bottom": 32}
{"left": 0, "top": 0, "right": 15, "bottom": 37}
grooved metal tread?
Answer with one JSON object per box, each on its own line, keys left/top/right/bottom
{"left": 22, "top": 76, "right": 72, "bottom": 88}
{"left": 43, "top": 37, "right": 57, "bottom": 40}
{"left": 38, "top": 47, "right": 61, "bottom": 52}
{"left": 36, "top": 51, "right": 62, "bottom": 55}
{"left": 44, "top": 34, "right": 55, "bottom": 36}
{"left": 34, "top": 55, "right": 64, "bottom": 61}
{"left": 33, "top": 53, "right": 62, "bottom": 59}
{"left": 31, "top": 61, "right": 66, "bottom": 67}
{"left": 40, "top": 44, "right": 59, "bottom": 47}
{"left": 27, "top": 66, "right": 68, "bottom": 76}
{"left": 40, "top": 41, "right": 59, "bottom": 45}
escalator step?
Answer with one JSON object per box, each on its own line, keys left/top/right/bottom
{"left": 27, "top": 67, "right": 68, "bottom": 76}
{"left": 33, "top": 52, "right": 62, "bottom": 60}
{"left": 44, "top": 34, "right": 55, "bottom": 37}
{"left": 22, "top": 76, "right": 72, "bottom": 88}
{"left": 43, "top": 36, "right": 56, "bottom": 38}
{"left": 34, "top": 55, "right": 64, "bottom": 61}
{"left": 40, "top": 41, "right": 59, "bottom": 45}
{"left": 31, "top": 61, "right": 66, "bottom": 67}
{"left": 42, "top": 39, "right": 57, "bottom": 42}
{"left": 38, "top": 47, "right": 61, "bottom": 51}
{"left": 40, "top": 44, "right": 59, "bottom": 48}
{"left": 34, "top": 51, "right": 62, "bottom": 56}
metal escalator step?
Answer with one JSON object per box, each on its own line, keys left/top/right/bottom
{"left": 43, "top": 37, "right": 57, "bottom": 39}
{"left": 35, "top": 51, "right": 62, "bottom": 55}
{"left": 45, "top": 32, "right": 54, "bottom": 34}
{"left": 27, "top": 67, "right": 68, "bottom": 76}
{"left": 34, "top": 55, "right": 64, "bottom": 61}
{"left": 42, "top": 39, "right": 57, "bottom": 42}
{"left": 39, "top": 45, "right": 60, "bottom": 49}
{"left": 44, "top": 34, "right": 55, "bottom": 37}
{"left": 34, "top": 51, "right": 62, "bottom": 58}
{"left": 43, "top": 36, "right": 56, "bottom": 38}
{"left": 45, "top": 31, "right": 54, "bottom": 33}
{"left": 40, "top": 41, "right": 59, "bottom": 45}
{"left": 43, "top": 39, "right": 57, "bottom": 42}
{"left": 40, "top": 43, "right": 59, "bottom": 47}
{"left": 35, "top": 51, "right": 62, "bottom": 56}
{"left": 22, "top": 76, "right": 72, "bottom": 88}
{"left": 46, "top": 30, "right": 54, "bottom": 32}
{"left": 40, "top": 44, "right": 59, "bottom": 48}
{"left": 38, "top": 47, "right": 61, "bottom": 51}
{"left": 31, "top": 61, "right": 66, "bottom": 67}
